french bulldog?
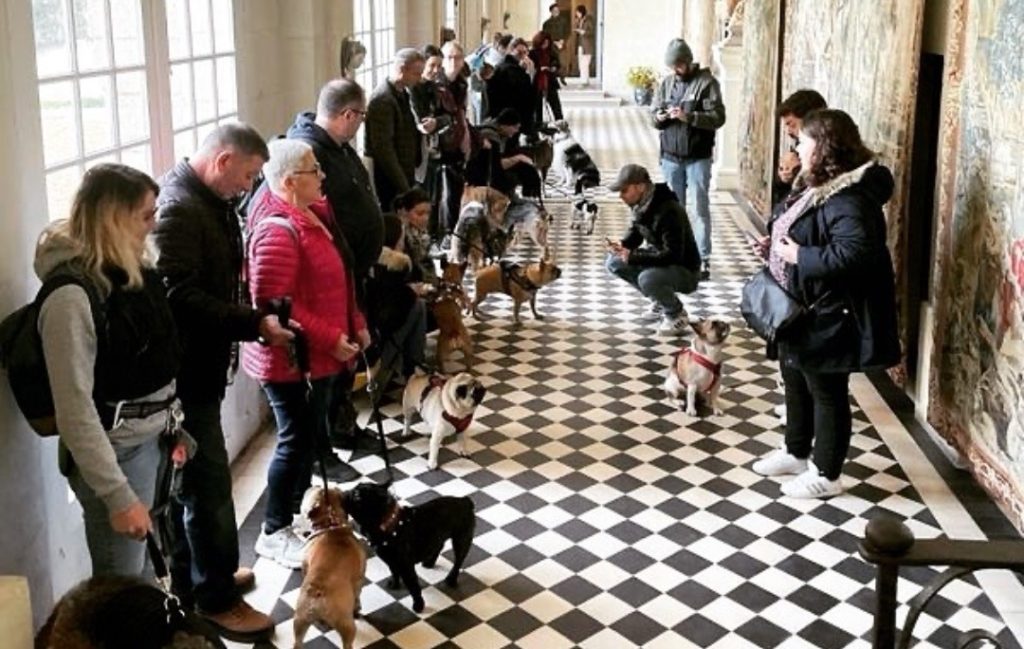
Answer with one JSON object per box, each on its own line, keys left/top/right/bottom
{"left": 402, "top": 370, "right": 487, "bottom": 470}
{"left": 663, "top": 318, "right": 731, "bottom": 416}
{"left": 470, "top": 256, "right": 562, "bottom": 324}
{"left": 343, "top": 482, "right": 476, "bottom": 614}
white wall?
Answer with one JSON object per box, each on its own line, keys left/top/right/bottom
{"left": 602, "top": 0, "right": 684, "bottom": 99}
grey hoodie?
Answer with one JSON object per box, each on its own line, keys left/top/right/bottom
{"left": 34, "top": 226, "right": 175, "bottom": 514}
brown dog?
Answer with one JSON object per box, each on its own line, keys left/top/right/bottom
{"left": 292, "top": 486, "right": 367, "bottom": 649}
{"left": 663, "top": 318, "right": 731, "bottom": 417}
{"left": 471, "top": 255, "right": 562, "bottom": 324}
{"left": 460, "top": 185, "right": 511, "bottom": 220}
{"left": 429, "top": 257, "right": 474, "bottom": 371}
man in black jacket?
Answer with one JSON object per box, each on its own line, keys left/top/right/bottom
{"left": 487, "top": 38, "right": 536, "bottom": 140}
{"left": 154, "top": 124, "right": 288, "bottom": 642}
{"left": 605, "top": 164, "right": 701, "bottom": 336}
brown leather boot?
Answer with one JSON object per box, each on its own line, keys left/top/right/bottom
{"left": 200, "top": 599, "right": 273, "bottom": 642}
{"left": 233, "top": 567, "right": 256, "bottom": 594}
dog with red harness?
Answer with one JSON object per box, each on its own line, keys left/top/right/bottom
{"left": 663, "top": 318, "right": 731, "bottom": 416}
{"left": 401, "top": 370, "right": 487, "bottom": 469}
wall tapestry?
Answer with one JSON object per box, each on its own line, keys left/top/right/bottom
{"left": 738, "top": 0, "right": 781, "bottom": 217}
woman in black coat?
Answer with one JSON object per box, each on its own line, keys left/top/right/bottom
{"left": 750, "top": 109, "right": 900, "bottom": 498}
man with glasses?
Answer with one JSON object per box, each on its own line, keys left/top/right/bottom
{"left": 287, "top": 79, "right": 381, "bottom": 459}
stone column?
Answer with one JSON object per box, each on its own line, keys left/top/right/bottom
{"left": 711, "top": 4, "right": 744, "bottom": 191}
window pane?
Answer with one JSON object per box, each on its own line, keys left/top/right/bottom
{"left": 120, "top": 143, "right": 151, "bottom": 175}
{"left": 166, "top": 0, "right": 189, "bottom": 60}
{"left": 109, "top": 0, "right": 144, "bottom": 67}
{"left": 215, "top": 56, "right": 236, "bottom": 115}
{"left": 193, "top": 59, "right": 215, "bottom": 122}
{"left": 39, "top": 80, "right": 79, "bottom": 166}
{"left": 85, "top": 153, "right": 117, "bottom": 169}
{"left": 72, "top": 0, "right": 109, "bottom": 71}
{"left": 170, "top": 62, "right": 194, "bottom": 128}
{"left": 46, "top": 165, "right": 82, "bottom": 221}
{"left": 189, "top": 0, "right": 213, "bottom": 56}
{"left": 212, "top": 0, "right": 234, "bottom": 53}
{"left": 174, "top": 129, "right": 194, "bottom": 161}
{"left": 116, "top": 71, "right": 148, "bottom": 143}
{"left": 32, "top": 0, "right": 74, "bottom": 78}
{"left": 79, "top": 75, "right": 114, "bottom": 154}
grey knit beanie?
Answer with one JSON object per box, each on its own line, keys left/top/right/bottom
{"left": 664, "top": 38, "right": 693, "bottom": 66}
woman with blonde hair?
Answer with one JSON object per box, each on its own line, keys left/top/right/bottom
{"left": 35, "top": 163, "right": 181, "bottom": 575}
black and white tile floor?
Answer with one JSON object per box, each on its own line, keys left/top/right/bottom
{"left": 225, "top": 106, "right": 1024, "bottom": 648}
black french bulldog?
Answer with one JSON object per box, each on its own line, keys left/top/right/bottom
{"left": 343, "top": 482, "right": 476, "bottom": 613}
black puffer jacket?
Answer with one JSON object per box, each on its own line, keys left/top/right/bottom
{"left": 620, "top": 183, "right": 701, "bottom": 272}
{"left": 772, "top": 161, "right": 900, "bottom": 372}
{"left": 154, "top": 160, "right": 262, "bottom": 401}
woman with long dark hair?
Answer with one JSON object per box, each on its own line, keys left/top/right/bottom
{"left": 750, "top": 109, "right": 900, "bottom": 498}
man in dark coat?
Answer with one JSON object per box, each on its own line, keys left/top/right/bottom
{"left": 154, "top": 124, "right": 287, "bottom": 642}
{"left": 605, "top": 164, "right": 701, "bottom": 336}
{"left": 486, "top": 38, "right": 536, "bottom": 139}
{"left": 365, "top": 48, "right": 428, "bottom": 211}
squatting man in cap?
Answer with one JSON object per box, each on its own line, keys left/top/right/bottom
{"left": 652, "top": 37, "right": 726, "bottom": 281}
{"left": 605, "top": 164, "right": 703, "bottom": 336}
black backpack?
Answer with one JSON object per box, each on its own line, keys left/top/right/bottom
{"left": 0, "top": 266, "right": 105, "bottom": 437}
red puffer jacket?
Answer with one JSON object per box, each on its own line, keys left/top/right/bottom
{"left": 242, "top": 190, "right": 366, "bottom": 382}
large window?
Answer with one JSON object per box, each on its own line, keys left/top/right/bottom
{"left": 31, "top": 0, "right": 238, "bottom": 221}
{"left": 353, "top": 0, "right": 395, "bottom": 92}
{"left": 444, "top": 0, "right": 457, "bottom": 31}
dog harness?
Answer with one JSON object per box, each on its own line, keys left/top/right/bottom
{"left": 673, "top": 347, "right": 722, "bottom": 394}
{"left": 499, "top": 260, "right": 538, "bottom": 294}
{"left": 420, "top": 375, "right": 475, "bottom": 433}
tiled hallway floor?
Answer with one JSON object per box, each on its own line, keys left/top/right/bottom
{"left": 225, "top": 106, "right": 1024, "bottom": 648}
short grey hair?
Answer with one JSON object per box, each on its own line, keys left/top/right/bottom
{"left": 263, "top": 139, "right": 314, "bottom": 191}
{"left": 198, "top": 123, "right": 269, "bottom": 160}
{"left": 442, "top": 40, "right": 464, "bottom": 56}
{"left": 317, "top": 79, "right": 365, "bottom": 119}
{"left": 393, "top": 47, "right": 425, "bottom": 72}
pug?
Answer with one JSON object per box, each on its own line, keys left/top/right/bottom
{"left": 470, "top": 256, "right": 562, "bottom": 324}
{"left": 663, "top": 318, "right": 731, "bottom": 417}
{"left": 402, "top": 370, "right": 487, "bottom": 470}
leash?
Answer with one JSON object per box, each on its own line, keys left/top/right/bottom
{"left": 360, "top": 346, "right": 394, "bottom": 485}
{"left": 144, "top": 531, "right": 185, "bottom": 625}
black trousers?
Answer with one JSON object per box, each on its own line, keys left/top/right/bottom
{"left": 781, "top": 366, "right": 852, "bottom": 480}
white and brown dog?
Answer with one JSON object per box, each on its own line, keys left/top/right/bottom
{"left": 402, "top": 370, "right": 487, "bottom": 469}
{"left": 293, "top": 485, "right": 367, "bottom": 649}
{"left": 663, "top": 318, "right": 731, "bottom": 417}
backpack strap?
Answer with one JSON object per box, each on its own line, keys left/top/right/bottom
{"left": 36, "top": 265, "right": 106, "bottom": 344}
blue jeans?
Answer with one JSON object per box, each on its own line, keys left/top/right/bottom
{"left": 378, "top": 297, "right": 427, "bottom": 379}
{"left": 261, "top": 376, "right": 335, "bottom": 533}
{"left": 605, "top": 254, "right": 698, "bottom": 317}
{"left": 169, "top": 399, "right": 239, "bottom": 614}
{"left": 69, "top": 435, "right": 161, "bottom": 576}
{"left": 661, "top": 156, "right": 712, "bottom": 261}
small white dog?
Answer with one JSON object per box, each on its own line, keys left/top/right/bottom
{"left": 402, "top": 370, "right": 487, "bottom": 469}
{"left": 570, "top": 198, "right": 599, "bottom": 235}
{"left": 663, "top": 318, "right": 731, "bottom": 416}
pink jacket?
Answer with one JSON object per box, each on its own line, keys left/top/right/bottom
{"left": 242, "top": 190, "right": 366, "bottom": 383}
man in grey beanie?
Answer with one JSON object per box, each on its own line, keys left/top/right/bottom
{"left": 651, "top": 37, "right": 725, "bottom": 281}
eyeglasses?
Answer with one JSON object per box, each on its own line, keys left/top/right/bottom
{"left": 293, "top": 162, "right": 323, "bottom": 176}
{"left": 347, "top": 107, "right": 367, "bottom": 118}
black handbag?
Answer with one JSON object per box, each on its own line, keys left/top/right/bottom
{"left": 740, "top": 267, "right": 809, "bottom": 343}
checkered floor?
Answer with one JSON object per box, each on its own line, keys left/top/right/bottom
{"left": 227, "top": 107, "right": 1022, "bottom": 649}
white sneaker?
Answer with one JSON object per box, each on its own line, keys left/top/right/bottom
{"left": 774, "top": 403, "right": 787, "bottom": 424}
{"left": 752, "top": 446, "right": 807, "bottom": 476}
{"left": 255, "top": 527, "right": 307, "bottom": 569}
{"left": 656, "top": 312, "right": 689, "bottom": 336}
{"left": 638, "top": 300, "right": 662, "bottom": 322}
{"left": 780, "top": 464, "right": 844, "bottom": 499}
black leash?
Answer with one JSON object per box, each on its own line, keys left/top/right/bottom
{"left": 360, "top": 346, "right": 394, "bottom": 485}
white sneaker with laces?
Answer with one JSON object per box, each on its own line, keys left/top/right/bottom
{"left": 638, "top": 300, "right": 662, "bottom": 322}
{"left": 656, "top": 312, "right": 689, "bottom": 336}
{"left": 752, "top": 446, "right": 807, "bottom": 476}
{"left": 780, "top": 464, "right": 844, "bottom": 499}
{"left": 255, "top": 526, "right": 307, "bottom": 569}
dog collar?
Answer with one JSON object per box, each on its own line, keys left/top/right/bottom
{"left": 306, "top": 518, "right": 350, "bottom": 542}
{"left": 673, "top": 347, "right": 722, "bottom": 394}
{"left": 420, "top": 376, "right": 476, "bottom": 434}
{"left": 376, "top": 504, "right": 407, "bottom": 548}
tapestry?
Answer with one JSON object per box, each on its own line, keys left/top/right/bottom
{"left": 930, "top": 0, "right": 1024, "bottom": 531}
{"left": 738, "top": 0, "right": 781, "bottom": 218}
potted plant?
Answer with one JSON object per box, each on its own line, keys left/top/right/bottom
{"left": 626, "top": 66, "right": 656, "bottom": 105}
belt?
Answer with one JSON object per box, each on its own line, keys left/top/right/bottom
{"left": 104, "top": 395, "right": 178, "bottom": 427}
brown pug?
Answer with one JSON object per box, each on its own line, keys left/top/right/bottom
{"left": 292, "top": 485, "right": 367, "bottom": 649}
{"left": 470, "top": 254, "right": 562, "bottom": 324}
{"left": 663, "top": 318, "right": 731, "bottom": 417}
{"left": 429, "top": 257, "right": 474, "bottom": 371}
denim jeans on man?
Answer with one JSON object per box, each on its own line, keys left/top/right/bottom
{"left": 261, "top": 376, "right": 335, "bottom": 534}
{"left": 169, "top": 399, "right": 240, "bottom": 613}
{"left": 69, "top": 435, "right": 161, "bottom": 576}
{"left": 605, "top": 254, "right": 698, "bottom": 316}
{"left": 660, "top": 156, "right": 712, "bottom": 261}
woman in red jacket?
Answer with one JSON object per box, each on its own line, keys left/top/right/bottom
{"left": 243, "top": 139, "right": 370, "bottom": 569}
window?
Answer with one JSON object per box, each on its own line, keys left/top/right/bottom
{"left": 444, "top": 0, "right": 457, "bottom": 31}
{"left": 353, "top": 0, "right": 395, "bottom": 92}
{"left": 31, "top": 0, "right": 239, "bottom": 220}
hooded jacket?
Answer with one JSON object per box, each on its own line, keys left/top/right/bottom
{"left": 772, "top": 160, "right": 901, "bottom": 372}
{"left": 286, "top": 112, "right": 384, "bottom": 284}
{"left": 620, "top": 183, "right": 702, "bottom": 272}
{"left": 35, "top": 228, "right": 178, "bottom": 513}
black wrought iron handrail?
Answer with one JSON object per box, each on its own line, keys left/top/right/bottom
{"left": 858, "top": 514, "right": 1024, "bottom": 648}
